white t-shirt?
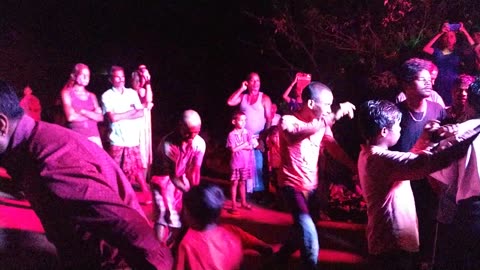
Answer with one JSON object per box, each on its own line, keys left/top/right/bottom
{"left": 102, "top": 87, "right": 143, "bottom": 147}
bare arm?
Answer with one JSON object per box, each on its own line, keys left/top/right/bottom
{"left": 389, "top": 123, "right": 480, "bottom": 181}
{"left": 334, "top": 101, "right": 356, "bottom": 121}
{"left": 61, "top": 88, "right": 86, "bottom": 122}
{"left": 186, "top": 142, "right": 205, "bottom": 187}
{"left": 189, "top": 165, "right": 202, "bottom": 186}
{"left": 282, "top": 76, "right": 298, "bottom": 103}
{"left": 145, "top": 84, "right": 154, "bottom": 109}
{"left": 106, "top": 108, "right": 144, "bottom": 123}
{"left": 227, "top": 81, "right": 247, "bottom": 106}
{"left": 281, "top": 117, "right": 326, "bottom": 143}
{"left": 475, "top": 44, "right": 480, "bottom": 61}
{"left": 424, "top": 23, "right": 450, "bottom": 55}
{"left": 263, "top": 94, "right": 273, "bottom": 130}
{"left": 230, "top": 142, "right": 253, "bottom": 152}
{"left": 460, "top": 22, "right": 475, "bottom": 46}
{"left": 79, "top": 94, "right": 104, "bottom": 122}
{"left": 322, "top": 133, "right": 357, "bottom": 173}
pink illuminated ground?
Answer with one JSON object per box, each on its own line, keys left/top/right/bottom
{"left": 0, "top": 178, "right": 367, "bottom": 270}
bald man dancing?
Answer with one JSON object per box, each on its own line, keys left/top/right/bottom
{"left": 150, "top": 110, "right": 206, "bottom": 246}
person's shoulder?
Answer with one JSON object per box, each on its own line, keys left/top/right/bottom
{"left": 432, "top": 47, "right": 442, "bottom": 56}
{"left": 227, "top": 129, "right": 237, "bottom": 139}
{"left": 178, "top": 228, "right": 199, "bottom": 246}
{"left": 279, "top": 114, "right": 298, "bottom": 126}
{"left": 261, "top": 92, "right": 272, "bottom": 103}
{"left": 430, "top": 90, "right": 443, "bottom": 100}
{"left": 426, "top": 100, "right": 445, "bottom": 113}
{"left": 124, "top": 87, "right": 137, "bottom": 94}
{"left": 160, "top": 131, "right": 177, "bottom": 144}
{"left": 86, "top": 90, "right": 97, "bottom": 97}
{"left": 426, "top": 99, "right": 442, "bottom": 107}
{"left": 193, "top": 135, "right": 206, "bottom": 150}
{"left": 60, "top": 87, "right": 72, "bottom": 96}
{"left": 35, "top": 121, "right": 95, "bottom": 148}
{"left": 101, "top": 88, "right": 114, "bottom": 97}
{"left": 243, "top": 128, "right": 253, "bottom": 135}
{"left": 217, "top": 224, "right": 243, "bottom": 241}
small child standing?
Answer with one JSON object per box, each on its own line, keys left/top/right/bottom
{"left": 226, "top": 111, "right": 256, "bottom": 214}
{"left": 266, "top": 126, "right": 282, "bottom": 207}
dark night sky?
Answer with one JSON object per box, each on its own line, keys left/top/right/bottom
{"left": 1, "top": 1, "right": 282, "bottom": 139}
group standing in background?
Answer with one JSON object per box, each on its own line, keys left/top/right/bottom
{"left": 0, "top": 81, "right": 173, "bottom": 270}
{"left": 4, "top": 18, "right": 480, "bottom": 270}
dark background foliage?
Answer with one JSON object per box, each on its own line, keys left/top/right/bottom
{"left": 1, "top": 0, "right": 480, "bottom": 150}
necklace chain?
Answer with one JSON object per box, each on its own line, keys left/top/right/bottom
{"left": 408, "top": 109, "right": 427, "bottom": 122}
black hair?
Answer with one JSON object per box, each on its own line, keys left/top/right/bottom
{"left": 398, "top": 58, "right": 430, "bottom": 83}
{"left": 109, "top": 65, "right": 124, "bottom": 77}
{"left": 357, "top": 100, "right": 402, "bottom": 141}
{"left": 183, "top": 184, "right": 225, "bottom": 229}
{"left": 454, "top": 74, "right": 475, "bottom": 89}
{"left": 246, "top": 72, "right": 259, "bottom": 81}
{"left": 467, "top": 77, "right": 480, "bottom": 113}
{"left": 0, "top": 80, "right": 25, "bottom": 120}
{"left": 231, "top": 110, "right": 246, "bottom": 121}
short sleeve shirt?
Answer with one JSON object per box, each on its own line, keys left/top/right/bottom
{"left": 101, "top": 87, "right": 143, "bottom": 147}
{"left": 151, "top": 132, "right": 206, "bottom": 179}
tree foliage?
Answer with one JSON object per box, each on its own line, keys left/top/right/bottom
{"left": 245, "top": 0, "right": 480, "bottom": 80}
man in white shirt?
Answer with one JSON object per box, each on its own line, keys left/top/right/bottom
{"left": 102, "top": 66, "right": 151, "bottom": 204}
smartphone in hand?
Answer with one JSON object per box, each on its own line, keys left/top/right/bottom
{"left": 448, "top": 23, "right": 461, "bottom": 31}
{"left": 296, "top": 72, "right": 312, "bottom": 92}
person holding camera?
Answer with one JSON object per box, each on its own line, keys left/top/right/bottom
{"left": 282, "top": 72, "right": 311, "bottom": 113}
{"left": 423, "top": 22, "right": 474, "bottom": 106}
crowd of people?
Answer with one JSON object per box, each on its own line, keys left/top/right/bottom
{"left": 2, "top": 21, "right": 480, "bottom": 270}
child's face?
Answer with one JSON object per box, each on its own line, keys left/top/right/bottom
{"left": 233, "top": 114, "right": 247, "bottom": 129}
{"left": 386, "top": 120, "right": 402, "bottom": 146}
{"left": 271, "top": 131, "right": 279, "bottom": 143}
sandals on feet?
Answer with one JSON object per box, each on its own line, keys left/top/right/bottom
{"left": 241, "top": 204, "right": 252, "bottom": 210}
